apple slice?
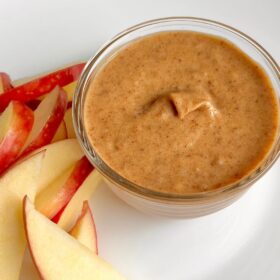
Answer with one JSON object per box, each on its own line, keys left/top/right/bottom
{"left": 63, "top": 80, "right": 77, "bottom": 103}
{"left": 0, "top": 152, "right": 44, "bottom": 280}
{"left": 21, "top": 86, "right": 67, "bottom": 156}
{"left": 36, "top": 166, "right": 74, "bottom": 217}
{"left": 56, "top": 170, "right": 102, "bottom": 231}
{"left": 0, "top": 72, "right": 12, "bottom": 93}
{"left": 20, "top": 202, "right": 98, "bottom": 279}
{"left": 0, "top": 63, "right": 85, "bottom": 112}
{"left": 24, "top": 139, "right": 84, "bottom": 194}
{"left": 23, "top": 197, "right": 125, "bottom": 279}
{"left": 12, "top": 62, "right": 85, "bottom": 87}
{"left": 36, "top": 156, "right": 93, "bottom": 219}
{"left": 0, "top": 101, "right": 34, "bottom": 175}
{"left": 64, "top": 108, "right": 76, "bottom": 138}
{"left": 69, "top": 201, "right": 98, "bottom": 254}
{"left": 51, "top": 120, "right": 67, "bottom": 143}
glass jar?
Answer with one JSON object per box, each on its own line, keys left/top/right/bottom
{"left": 73, "top": 17, "right": 280, "bottom": 218}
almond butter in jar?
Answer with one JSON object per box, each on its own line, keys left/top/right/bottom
{"left": 84, "top": 31, "right": 279, "bottom": 194}
{"left": 74, "top": 18, "right": 280, "bottom": 217}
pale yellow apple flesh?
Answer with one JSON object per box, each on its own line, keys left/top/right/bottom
{"left": 57, "top": 170, "right": 102, "bottom": 231}
{"left": 0, "top": 79, "right": 4, "bottom": 93}
{"left": 69, "top": 201, "right": 98, "bottom": 254}
{"left": 0, "top": 152, "right": 44, "bottom": 280}
{"left": 0, "top": 101, "right": 12, "bottom": 141}
{"left": 63, "top": 81, "right": 77, "bottom": 102}
{"left": 24, "top": 197, "right": 125, "bottom": 280}
{"left": 25, "top": 139, "right": 84, "bottom": 194}
{"left": 0, "top": 72, "right": 11, "bottom": 93}
{"left": 19, "top": 248, "right": 40, "bottom": 280}
{"left": 64, "top": 108, "right": 76, "bottom": 138}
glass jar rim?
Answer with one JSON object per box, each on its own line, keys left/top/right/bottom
{"left": 73, "top": 17, "right": 280, "bottom": 202}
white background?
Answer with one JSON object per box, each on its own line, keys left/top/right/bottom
{"left": 1, "top": 1, "right": 280, "bottom": 280}
{"left": 0, "top": 0, "right": 279, "bottom": 79}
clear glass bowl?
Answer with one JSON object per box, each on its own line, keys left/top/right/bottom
{"left": 73, "top": 17, "right": 280, "bottom": 218}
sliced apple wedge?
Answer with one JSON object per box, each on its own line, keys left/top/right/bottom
{"left": 57, "top": 170, "right": 102, "bottom": 231}
{"left": 21, "top": 86, "right": 67, "bottom": 156}
{"left": 27, "top": 139, "right": 84, "bottom": 194}
{"left": 63, "top": 80, "right": 77, "bottom": 103}
{"left": 0, "top": 72, "right": 12, "bottom": 93}
{"left": 36, "top": 166, "right": 74, "bottom": 217}
{"left": 36, "top": 156, "right": 93, "bottom": 219}
{"left": 23, "top": 197, "right": 125, "bottom": 280}
{"left": 12, "top": 63, "right": 85, "bottom": 87}
{"left": 0, "top": 101, "right": 34, "bottom": 175}
{"left": 51, "top": 120, "right": 67, "bottom": 143}
{"left": 64, "top": 108, "right": 76, "bottom": 138}
{"left": 0, "top": 152, "right": 44, "bottom": 280}
{"left": 69, "top": 201, "right": 98, "bottom": 254}
{"left": 0, "top": 63, "right": 85, "bottom": 112}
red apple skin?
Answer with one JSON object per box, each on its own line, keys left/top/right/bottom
{"left": 23, "top": 196, "right": 125, "bottom": 280}
{"left": 22, "top": 87, "right": 67, "bottom": 156}
{"left": 0, "top": 72, "right": 13, "bottom": 93}
{"left": 39, "top": 156, "right": 93, "bottom": 220}
{"left": 0, "top": 101, "right": 34, "bottom": 175}
{"left": 0, "top": 63, "right": 85, "bottom": 112}
{"left": 51, "top": 205, "right": 66, "bottom": 223}
{"left": 26, "top": 99, "right": 41, "bottom": 110}
{"left": 67, "top": 101, "right": 72, "bottom": 109}
{"left": 69, "top": 201, "right": 98, "bottom": 254}
{"left": 50, "top": 156, "right": 93, "bottom": 218}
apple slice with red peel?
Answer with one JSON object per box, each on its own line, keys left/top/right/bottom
{"left": 52, "top": 169, "right": 101, "bottom": 225}
{"left": 36, "top": 166, "right": 74, "bottom": 218}
{"left": 23, "top": 197, "right": 125, "bottom": 280}
{"left": 0, "top": 72, "right": 12, "bottom": 93}
{"left": 64, "top": 108, "right": 76, "bottom": 138}
{"left": 56, "top": 170, "right": 102, "bottom": 231}
{"left": 21, "top": 86, "right": 67, "bottom": 156}
{"left": 69, "top": 201, "right": 98, "bottom": 254}
{"left": 12, "top": 63, "right": 85, "bottom": 87}
{"left": 51, "top": 120, "right": 67, "bottom": 143}
{"left": 52, "top": 170, "right": 101, "bottom": 225}
{"left": 0, "top": 63, "right": 85, "bottom": 112}
{"left": 20, "top": 201, "right": 98, "bottom": 278}
{"left": 0, "top": 101, "right": 34, "bottom": 175}
{"left": 26, "top": 139, "right": 84, "bottom": 194}
{"left": 0, "top": 152, "right": 44, "bottom": 280}
{"left": 36, "top": 156, "right": 93, "bottom": 219}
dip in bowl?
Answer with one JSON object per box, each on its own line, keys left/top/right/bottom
{"left": 73, "top": 17, "right": 280, "bottom": 218}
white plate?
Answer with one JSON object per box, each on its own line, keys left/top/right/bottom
{"left": 2, "top": 1, "right": 280, "bottom": 279}
{"left": 20, "top": 159, "right": 280, "bottom": 280}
